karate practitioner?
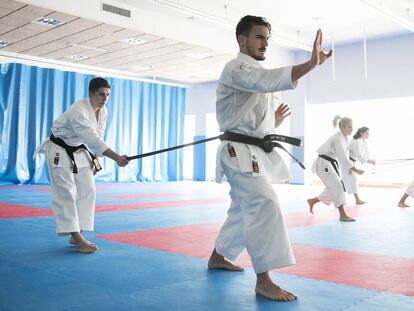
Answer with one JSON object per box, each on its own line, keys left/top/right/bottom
{"left": 35, "top": 77, "right": 129, "bottom": 253}
{"left": 342, "top": 127, "right": 376, "bottom": 204}
{"left": 207, "top": 15, "right": 332, "bottom": 301}
{"left": 307, "top": 116, "right": 364, "bottom": 221}
{"left": 398, "top": 180, "right": 414, "bottom": 207}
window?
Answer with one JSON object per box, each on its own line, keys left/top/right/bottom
{"left": 306, "top": 97, "right": 414, "bottom": 184}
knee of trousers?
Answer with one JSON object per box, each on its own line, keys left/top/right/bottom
{"left": 249, "top": 191, "right": 281, "bottom": 220}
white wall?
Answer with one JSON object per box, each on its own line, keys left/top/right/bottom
{"left": 186, "top": 80, "right": 219, "bottom": 135}
{"left": 306, "top": 33, "right": 414, "bottom": 104}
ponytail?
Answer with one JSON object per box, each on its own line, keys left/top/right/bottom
{"left": 332, "top": 115, "right": 341, "bottom": 128}
{"left": 333, "top": 115, "right": 352, "bottom": 129}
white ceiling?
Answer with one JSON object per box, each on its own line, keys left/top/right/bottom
{"left": 0, "top": 0, "right": 413, "bottom": 84}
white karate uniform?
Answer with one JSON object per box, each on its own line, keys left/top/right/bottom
{"left": 34, "top": 98, "right": 109, "bottom": 234}
{"left": 214, "top": 52, "right": 297, "bottom": 274}
{"left": 342, "top": 138, "right": 370, "bottom": 194}
{"left": 405, "top": 180, "right": 414, "bottom": 197}
{"left": 312, "top": 131, "right": 354, "bottom": 208}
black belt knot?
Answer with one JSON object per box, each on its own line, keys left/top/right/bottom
{"left": 220, "top": 132, "right": 305, "bottom": 169}
{"left": 50, "top": 134, "right": 98, "bottom": 174}
{"left": 318, "top": 154, "right": 346, "bottom": 192}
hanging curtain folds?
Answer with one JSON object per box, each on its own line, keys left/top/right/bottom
{"left": 0, "top": 63, "right": 186, "bottom": 184}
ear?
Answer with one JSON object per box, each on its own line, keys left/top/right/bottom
{"left": 237, "top": 34, "right": 246, "bottom": 47}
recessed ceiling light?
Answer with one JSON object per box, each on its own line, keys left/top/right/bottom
{"left": 120, "top": 37, "right": 148, "bottom": 46}
{"left": 132, "top": 65, "right": 154, "bottom": 70}
{"left": 0, "top": 40, "right": 12, "bottom": 48}
{"left": 33, "top": 17, "right": 64, "bottom": 27}
{"left": 67, "top": 54, "right": 88, "bottom": 60}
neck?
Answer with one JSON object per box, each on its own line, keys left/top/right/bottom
{"left": 89, "top": 98, "right": 100, "bottom": 112}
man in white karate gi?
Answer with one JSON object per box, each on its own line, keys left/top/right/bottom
{"left": 207, "top": 15, "right": 332, "bottom": 301}
{"left": 38, "top": 77, "right": 129, "bottom": 253}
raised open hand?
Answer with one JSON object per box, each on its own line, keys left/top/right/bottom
{"left": 275, "top": 103, "right": 291, "bottom": 128}
{"left": 310, "top": 29, "right": 333, "bottom": 68}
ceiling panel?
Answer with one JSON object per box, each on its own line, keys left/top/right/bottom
{"left": 0, "top": 0, "right": 412, "bottom": 83}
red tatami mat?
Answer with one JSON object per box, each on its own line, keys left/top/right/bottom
{"left": 98, "top": 222, "right": 414, "bottom": 296}
{"left": 0, "top": 198, "right": 227, "bottom": 218}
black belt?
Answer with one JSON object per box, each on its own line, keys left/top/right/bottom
{"left": 318, "top": 154, "right": 345, "bottom": 191}
{"left": 127, "top": 132, "right": 305, "bottom": 169}
{"left": 220, "top": 132, "right": 305, "bottom": 169}
{"left": 50, "top": 135, "right": 101, "bottom": 174}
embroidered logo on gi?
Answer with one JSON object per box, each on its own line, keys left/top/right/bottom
{"left": 54, "top": 153, "right": 60, "bottom": 165}
{"left": 240, "top": 63, "right": 252, "bottom": 72}
{"left": 227, "top": 145, "right": 236, "bottom": 158}
{"left": 252, "top": 160, "right": 260, "bottom": 173}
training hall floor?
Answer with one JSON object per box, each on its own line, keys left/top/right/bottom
{"left": 0, "top": 181, "right": 413, "bottom": 311}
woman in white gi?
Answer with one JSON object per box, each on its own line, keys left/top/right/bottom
{"left": 307, "top": 116, "right": 364, "bottom": 221}
{"left": 342, "top": 127, "right": 376, "bottom": 204}
{"left": 398, "top": 180, "right": 414, "bottom": 207}
{"left": 35, "top": 78, "right": 129, "bottom": 253}
{"left": 207, "top": 15, "right": 332, "bottom": 302}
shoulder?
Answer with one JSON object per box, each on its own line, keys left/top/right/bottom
{"left": 69, "top": 99, "right": 90, "bottom": 117}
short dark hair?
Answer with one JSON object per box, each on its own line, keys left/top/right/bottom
{"left": 89, "top": 77, "right": 110, "bottom": 93}
{"left": 353, "top": 127, "right": 369, "bottom": 139}
{"left": 236, "top": 15, "right": 271, "bottom": 39}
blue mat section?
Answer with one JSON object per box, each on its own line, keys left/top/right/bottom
{"left": 1, "top": 182, "right": 414, "bottom": 311}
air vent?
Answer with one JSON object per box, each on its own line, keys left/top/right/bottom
{"left": 102, "top": 3, "right": 131, "bottom": 18}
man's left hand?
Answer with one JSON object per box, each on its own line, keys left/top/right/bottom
{"left": 275, "top": 103, "right": 291, "bottom": 128}
{"left": 310, "top": 29, "right": 333, "bottom": 68}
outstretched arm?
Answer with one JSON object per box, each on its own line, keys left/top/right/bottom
{"left": 103, "top": 148, "right": 129, "bottom": 167}
{"left": 291, "top": 29, "right": 333, "bottom": 82}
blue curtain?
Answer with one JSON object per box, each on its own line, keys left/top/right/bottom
{"left": 0, "top": 63, "right": 186, "bottom": 184}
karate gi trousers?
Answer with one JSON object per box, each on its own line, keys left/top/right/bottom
{"left": 406, "top": 180, "right": 414, "bottom": 197}
{"left": 214, "top": 146, "right": 295, "bottom": 274}
{"left": 314, "top": 157, "right": 347, "bottom": 208}
{"left": 341, "top": 166, "right": 358, "bottom": 195}
{"left": 46, "top": 142, "right": 96, "bottom": 235}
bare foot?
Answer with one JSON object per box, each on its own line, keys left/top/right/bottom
{"left": 70, "top": 234, "right": 98, "bottom": 253}
{"left": 255, "top": 279, "right": 297, "bottom": 301}
{"left": 398, "top": 202, "right": 410, "bottom": 208}
{"left": 355, "top": 200, "right": 366, "bottom": 205}
{"left": 207, "top": 249, "right": 244, "bottom": 271}
{"left": 69, "top": 236, "right": 77, "bottom": 245}
{"left": 340, "top": 216, "right": 356, "bottom": 222}
{"left": 76, "top": 240, "right": 98, "bottom": 254}
{"left": 307, "top": 198, "right": 317, "bottom": 214}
